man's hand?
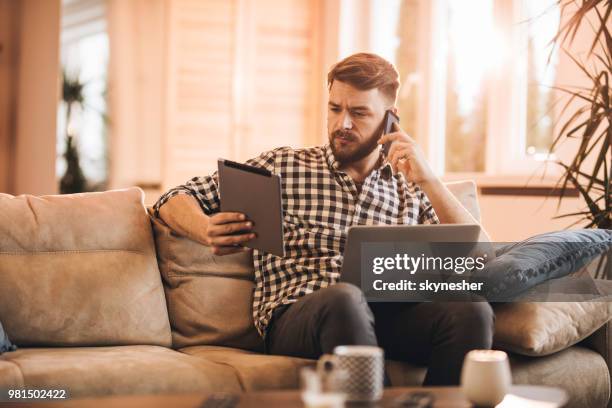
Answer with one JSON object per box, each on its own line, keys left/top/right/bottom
{"left": 204, "top": 212, "right": 255, "bottom": 256}
{"left": 378, "top": 122, "right": 436, "bottom": 185}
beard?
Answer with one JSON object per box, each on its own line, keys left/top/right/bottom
{"left": 329, "top": 125, "right": 383, "bottom": 165}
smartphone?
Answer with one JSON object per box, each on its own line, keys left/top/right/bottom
{"left": 381, "top": 110, "right": 400, "bottom": 157}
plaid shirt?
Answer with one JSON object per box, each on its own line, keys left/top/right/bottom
{"left": 154, "top": 145, "right": 439, "bottom": 337}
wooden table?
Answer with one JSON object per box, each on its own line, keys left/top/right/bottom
{"left": 3, "top": 387, "right": 471, "bottom": 408}
{"left": 3, "top": 385, "right": 568, "bottom": 407}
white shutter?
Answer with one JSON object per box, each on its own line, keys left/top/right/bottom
{"left": 163, "top": 0, "right": 323, "bottom": 189}
{"left": 240, "top": 0, "right": 321, "bottom": 159}
{"left": 164, "top": 0, "right": 237, "bottom": 187}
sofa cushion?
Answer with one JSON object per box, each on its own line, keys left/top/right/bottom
{"left": 180, "top": 345, "right": 313, "bottom": 390}
{"left": 478, "top": 229, "right": 611, "bottom": 301}
{"left": 0, "top": 320, "right": 16, "bottom": 353}
{"left": 0, "top": 346, "right": 241, "bottom": 397}
{"left": 510, "top": 346, "right": 610, "bottom": 408}
{"left": 0, "top": 360, "right": 23, "bottom": 388}
{"left": 0, "top": 188, "right": 171, "bottom": 347}
{"left": 0, "top": 345, "right": 242, "bottom": 397}
{"left": 150, "top": 213, "right": 263, "bottom": 351}
{"left": 494, "top": 301, "right": 612, "bottom": 356}
{"left": 182, "top": 345, "right": 430, "bottom": 390}
{"left": 444, "top": 180, "right": 481, "bottom": 222}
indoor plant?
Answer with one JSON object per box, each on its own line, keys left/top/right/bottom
{"left": 549, "top": 0, "right": 611, "bottom": 230}
{"left": 548, "top": 0, "right": 611, "bottom": 278}
{"left": 59, "top": 71, "right": 87, "bottom": 194}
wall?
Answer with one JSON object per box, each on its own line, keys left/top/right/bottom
{"left": 478, "top": 194, "right": 584, "bottom": 241}
{"left": 13, "top": 0, "right": 61, "bottom": 195}
{"left": 107, "top": 0, "right": 165, "bottom": 191}
{"left": 0, "top": 0, "right": 18, "bottom": 193}
{"left": 0, "top": 0, "right": 61, "bottom": 195}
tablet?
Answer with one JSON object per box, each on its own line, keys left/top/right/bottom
{"left": 217, "top": 159, "right": 285, "bottom": 257}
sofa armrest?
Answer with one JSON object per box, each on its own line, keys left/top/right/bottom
{"left": 582, "top": 321, "right": 611, "bottom": 407}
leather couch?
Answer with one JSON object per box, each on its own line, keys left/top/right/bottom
{"left": 0, "top": 184, "right": 609, "bottom": 407}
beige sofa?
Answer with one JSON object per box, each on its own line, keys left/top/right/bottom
{"left": 0, "top": 185, "right": 609, "bottom": 407}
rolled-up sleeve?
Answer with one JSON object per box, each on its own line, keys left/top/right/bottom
{"left": 416, "top": 185, "right": 440, "bottom": 225}
{"left": 152, "top": 173, "right": 220, "bottom": 218}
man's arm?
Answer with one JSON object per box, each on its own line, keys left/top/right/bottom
{"left": 158, "top": 194, "right": 211, "bottom": 245}
{"left": 153, "top": 149, "right": 277, "bottom": 255}
{"left": 159, "top": 194, "right": 254, "bottom": 255}
{"left": 420, "top": 179, "right": 481, "bottom": 224}
{"left": 380, "top": 124, "right": 493, "bottom": 243}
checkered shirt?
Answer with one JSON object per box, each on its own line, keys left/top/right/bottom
{"left": 153, "top": 145, "right": 439, "bottom": 337}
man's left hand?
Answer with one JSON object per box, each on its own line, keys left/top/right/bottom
{"left": 378, "top": 122, "right": 437, "bottom": 185}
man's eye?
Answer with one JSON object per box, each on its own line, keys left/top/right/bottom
{"left": 330, "top": 107, "right": 340, "bottom": 112}
{"left": 352, "top": 112, "right": 366, "bottom": 117}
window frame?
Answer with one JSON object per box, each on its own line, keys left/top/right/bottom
{"left": 338, "top": 0, "right": 563, "bottom": 184}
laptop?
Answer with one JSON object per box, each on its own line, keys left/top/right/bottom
{"left": 340, "top": 224, "right": 482, "bottom": 288}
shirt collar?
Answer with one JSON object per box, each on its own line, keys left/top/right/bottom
{"left": 323, "top": 144, "right": 393, "bottom": 181}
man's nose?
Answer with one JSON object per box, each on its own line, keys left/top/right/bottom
{"left": 340, "top": 112, "right": 353, "bottom": 130}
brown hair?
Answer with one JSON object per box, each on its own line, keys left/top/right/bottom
{"left": 327, "top": 52, "right": 400, "bottom": 103}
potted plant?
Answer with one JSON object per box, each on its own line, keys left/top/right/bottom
{"left": 548, "top": 0, "right": 611, "bottom": 229}
{"left": 548, "top": 0, "right": 611, "bottom": 277}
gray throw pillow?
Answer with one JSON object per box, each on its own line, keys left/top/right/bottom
{"left": 473, "top": 229, "right": 611, "bottom": 301}
{"left": 0, "top": 321, "right": 16, "bottom": 354}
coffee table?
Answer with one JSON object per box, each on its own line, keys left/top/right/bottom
{"left": 3, "top": 388, "right": 468, "bottom": 408}
{"left": 5, "top": 385, "right": 567, "bottom": 408}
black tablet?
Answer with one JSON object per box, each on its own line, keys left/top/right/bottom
{"left": 217, "top": 159, "right": 285, "bottom": 257}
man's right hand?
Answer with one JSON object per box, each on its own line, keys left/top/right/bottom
{"left": 204, "top": 212, "right": 255, "bottom": 256}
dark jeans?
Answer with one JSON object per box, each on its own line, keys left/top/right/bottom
{"left": 265, "top": 282, "right": 494, "bottom": 386}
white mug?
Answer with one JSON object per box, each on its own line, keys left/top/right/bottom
{"left": 318, "top": 345, "right": 384, "bottom": 402}
{"left": 461, "top": 349, "right": 512, "bottom": 406}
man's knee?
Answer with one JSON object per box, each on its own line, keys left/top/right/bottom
{"left": 443, "top": 302, "right": 495, "bottom": 345}
{"left": 442, "top": 302, "right": 495, "bottom": 348}
{"left": 311, "top": 283, "right": 378, "bottom": 352}
{"left": 318, "top": 283, "right": 371, "bottom": 321}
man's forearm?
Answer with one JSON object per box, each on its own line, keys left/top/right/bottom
{"left": 420, "top": 178, "right": 492, "bottom": 241}
{"left": 420, "top": 179, "right": 476, "bottom": 223}
{"left": 158, "top": 194, "right": 210, "bottom": 245}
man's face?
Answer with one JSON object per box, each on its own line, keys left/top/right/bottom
{"left": 327, "top": 80, "right": 390, "bottom": 164}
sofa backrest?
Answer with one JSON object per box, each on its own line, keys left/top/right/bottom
{"left": 150, "top": 213, "right": 263, "bottom": 350}
{"left": 0, "top": 188, "right": 172, "bottom": 347}
{"left": 151, "top": 180, "right": 481, "bottom": 350}
{"left": 444, "top": 180, "right": 480, "bottom": 222}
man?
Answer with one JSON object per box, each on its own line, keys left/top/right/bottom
{"left": 154, "top": 53, "right": 494, "bottom": 386}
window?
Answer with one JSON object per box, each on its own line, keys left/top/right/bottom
{"left": 443, "top": 0, "right": 493, "bottom": 172}
{"left": 525, "top": 0, "right": 560, "bottom": 158}
{"left": 57, "top": 0, "right": 109, "bottom": 190}
{"left": 342, "top": 0, "right": 561, "bottom": 176}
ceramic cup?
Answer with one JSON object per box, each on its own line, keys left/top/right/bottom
{"left": 318, "top": 345, "right": 384, "bottom": 402}
{"left": 460, "top": 349, "right": 512, "bottom": 407}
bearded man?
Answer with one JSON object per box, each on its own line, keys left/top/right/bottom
{"left": 154, "top": 52, "right": 494, "bottom": 385}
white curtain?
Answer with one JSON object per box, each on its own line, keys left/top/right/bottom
{"left": 106, "top": 0, "right": 164, "bottom": 192}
